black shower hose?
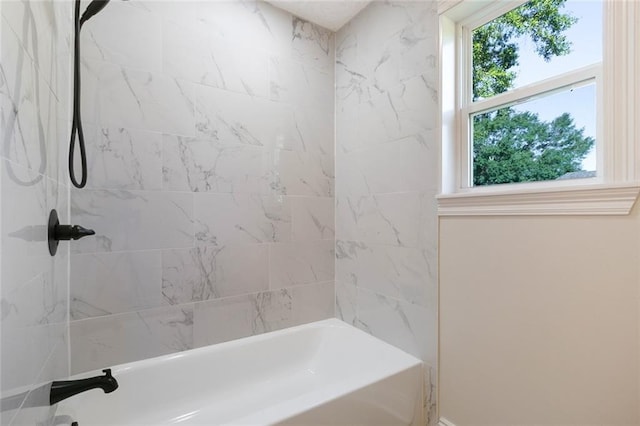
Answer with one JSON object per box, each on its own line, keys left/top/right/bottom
{"left": 68, "top": 0, "right": 87, "bottom": 188}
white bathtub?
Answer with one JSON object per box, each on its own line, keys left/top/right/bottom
{"left": 56, "top": 319, "right": 423, "bottom": 425}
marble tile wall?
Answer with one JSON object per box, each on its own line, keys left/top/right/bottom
{"left": 334, "top": 2, "right": 439, "bottom": 424}
{"left": 0, "top": 1, "right": 72, "bottom": 425}
{"left": 69, "top": 0, "right": 335, "bottom": 374}
{"left": 2, "top": 1, "right": 437, "bottom": 424}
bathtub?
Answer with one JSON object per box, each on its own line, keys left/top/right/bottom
{"left": 56, "top": 319, "right": 423, "bottom": 425}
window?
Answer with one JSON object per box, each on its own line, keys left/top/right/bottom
{"left": 439, "top": 0, "right": 640, "bottom": 216}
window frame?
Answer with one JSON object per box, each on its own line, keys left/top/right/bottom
{"left": 438, "top": 0, "right": 640, "bottom": 216}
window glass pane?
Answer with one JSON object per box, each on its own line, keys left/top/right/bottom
{"left": 472, "top": 0, "right": 602, "bottom": 101}
{"left": 472, "top": 83, "right": 596, "bottom": 186}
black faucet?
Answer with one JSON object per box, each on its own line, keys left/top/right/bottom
{"left": 47, "top": 209, "right": 96, "bottom": 256}
{"left": 50, "top": 369, "right": 119, "bottom": 405}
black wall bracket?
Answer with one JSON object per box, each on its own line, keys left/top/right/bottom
{"left": 48, "top": 209, "right": 96, "bottom": 256}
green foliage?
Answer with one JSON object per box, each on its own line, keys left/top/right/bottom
{"left": 473, "top": 109, "right": 594, "bottom": 186}
{"left": 471, "top": 0, "right": 594, "bottom": 186}
{"left": 473, "top": 0, "right": 577, "bottom": 100}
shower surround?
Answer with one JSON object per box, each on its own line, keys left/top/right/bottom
{"left": 334, "top": 1, "right": 439, "bottom": 422}
{"left": 69, "top": 0, "right": 336, "bottom": 373}
{"left": 1, "top": 0, "right": 440, "bottom": 424}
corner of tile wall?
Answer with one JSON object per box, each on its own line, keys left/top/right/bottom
{"left": 334, "top": 1, "right": 439, "bottom": 424}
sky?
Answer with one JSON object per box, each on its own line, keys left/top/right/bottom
{"left": 481, "top": 0, "right": 603, "bottom": 171}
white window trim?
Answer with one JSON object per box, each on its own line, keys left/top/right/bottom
{"left": 438, "top": 0, "right": 640, "bottom": 216}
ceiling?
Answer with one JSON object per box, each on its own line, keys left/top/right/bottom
{"left": 265, "top": 1, "right": 371, "bottom": 31}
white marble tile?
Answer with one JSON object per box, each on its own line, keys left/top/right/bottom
{"left": 357, "top": 2, "right": 437, "bottom": 94}
{"left": 335, "top": 100, "right": 360, "bottom": 155}
{"left": 291, "top": 17, "right": 335, "bottom": 73}
{"left": 335, "top": 192, "right": 424, "bottom": 248}
{"left": 34, "top": 329, "right": 69, "bottom": 385}
{"left": 291, "top": 196, "right": 335, "bottom": 241}
{"left": 418, "top": 191, "right": 439, "bottom": 254}
{"left": 194, "top": 193, "right": 291, "bottom": 246}
{"left": 71, "top": 189, "right": 194, "bottom": 253}
{"left": 353, "top": 1, "right": 430, "bottom": 50}
{"left": 193, "top": 289, "right": 293, "bottom": 347}
{"left": 52, "top": 0, "right": 74, "bottom": 123}
{"left": 194, "top": 84, "right": 293, "bottom": 150}
{"left": 269, "top": 241, "right": 335, "bottom": 289}
{"left": 146, "top": 0, "right": 198, "bottom": 29}
{"left": 0, "top": 21, "right": 61, "bottom": 180}
{"left": 335, "top": 152, "right": 371, "bottom": 197}
{"left": 1, "top": 322, "right": 67, "bottom": 394}
{"left": 337, "top": 132, "right": 438, "bottom": 196}
{"left": 335, "top": 23, "right": 358, "bottom": 72}
{"left": 268, "top": 56, "right": 293, "bottom": 103}
{"left": 269, "top": 56, "right": 334, "bottom": 111}
{"left": 159, "top": 9, "right": 205, "bottom": 79}
{"left": 334, "top": 0, "right": 440, "bottom": 416}
{"left": 425, "top": 365, "right": 437, "bottom": 426}
{"left": 1, "top": 271, "right": 66, "bottom": 331}
{"left": 38, "top": 74, "right": 65, "bottom": 180}
{"left": 70, "top": 251, "right": 163, "bottom": 320}
{"left": 81, "top": 59, "right": 195, "bottom": 136}
{"left": 70, "top": 305, "right": 194, "bottom": 375}
{"left": 335, "top": 1, "right": 439, "bottom": 102}
{"left": 193, "top": 281, "right": 333, "bottom": 347}
{"left": 336, "top": 6, "right": 386, "bottom": 106}
{"left": 356, "top": 287, "right": 437, "bottom": 366}
{"left": 335, "top": 60, "right": 369, "bottom": 108}
{"left": 358, "top": 132, "right": 438, "bottom": 194}
{"left": 358, "top": 75, "right": 437, "bottom": 148}
{"left": 1, "top": 2, "right": 70, "bottom": 421}
{"left": 1, "top": 240, "right": 67, "bottom": 392}
{"left": 1, "top": 322, "right": 35, "bottom": 394}
{"left": 196, "top": 1, "right": 293, "bottom": 56}
{"left": 84, "top": 125, "right": 163, "bottom": 190}
{"left": 164, "top": 19, "right": 269, "bottom": 98}
{"left": 275, "top": 150, "right": 334, "bottom": 197}
{"left": 162, "top": 135, "right": 271, "bottom": 194}
{"left": 52, "top": 120, "right": 72, "bottom": 186}
{"left": 162, "top": 244, "right": 269, "bottom": 304}
{"left": 80, "top": 0, "right": 163, "bottom": 73}
{"left": 336, "top": 240, "right": 436, "bottom": 308}
{"left": 291, "top": 281, "right": 334, "bottom": 324}
{"left": 1, "top": 160, "right": 50, "bottom": 295}
{"left": 291, "top": 104, "right": 334, "bottom": 156}
{"left": 335, "top": 281, "right": 357, "bottom": 326}
{"left": 0, "top": 1, "right": 65, "bottom": 97}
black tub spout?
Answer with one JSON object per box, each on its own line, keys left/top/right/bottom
{"left": 50, "top": 369, "right": 118, "bottom": 405}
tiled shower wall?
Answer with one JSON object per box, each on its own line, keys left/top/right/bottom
{"left": 1, "top": 1, "right": 71, "bottom": 425}
{"left": 334, "top": 2, "right": 439, "bottom": 423}
{"left": 68, "top": 0, "right": 335, "bottom": 373}
{"left": 2, "top": 0, "right": 439, "bottom": 423}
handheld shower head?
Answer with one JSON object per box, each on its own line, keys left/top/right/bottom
{"left": 79, "top": 0, "right": 110, "bottom": 26}
{"left": 69, "top": 0, "right": 111, "bottom": 189}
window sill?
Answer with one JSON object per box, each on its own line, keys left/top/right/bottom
{"left": 437, "top": 183, "right": 640, "bottom": 216}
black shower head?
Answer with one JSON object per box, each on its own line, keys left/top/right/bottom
{"left": 79, "top": 0, "right": 110, "bottom": 26}
{"left": 69, "top": 0, "right": 112, "bottom": 189}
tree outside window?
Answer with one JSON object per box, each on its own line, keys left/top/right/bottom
{"left": 472, "top": 0, "right": 596, "bottom": 186}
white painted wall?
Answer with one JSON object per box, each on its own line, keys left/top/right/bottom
{"left": 439, "top": 208, "right": 640, "bottom": 425}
